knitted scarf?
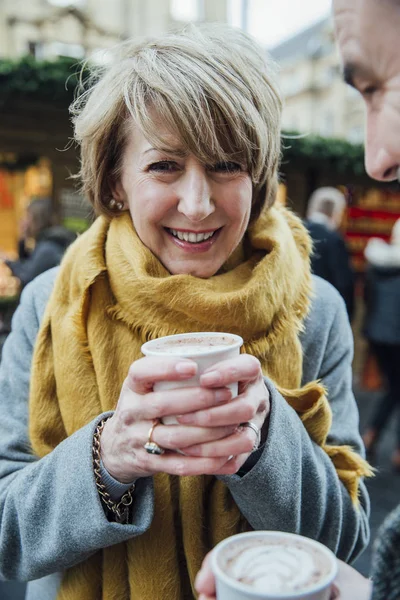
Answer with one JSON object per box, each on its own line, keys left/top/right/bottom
{"left": 29, "top": 206, "right": 371, "bottom": 600}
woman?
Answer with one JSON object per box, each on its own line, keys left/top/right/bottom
{"left": 362, "top": 219, "right": 400, "bottom": 469}
{"left": 0, "top": 24, "right": 370, "bottom": 600}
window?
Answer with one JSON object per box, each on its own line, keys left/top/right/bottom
{"left": 170, "top": 0, "right": 204, "bottom": 21}
{"left": 27, "top": 41, "right": 37, "bottom": 57}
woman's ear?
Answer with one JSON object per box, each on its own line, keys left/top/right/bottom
{"left": 109, "top": 179, "right": 127, "bottom": 209}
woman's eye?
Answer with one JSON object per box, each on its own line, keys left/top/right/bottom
{"left": 211, "top": 161, "right": 242, "bottom": 174}
{"left": 148, "top": 161, "right": 179, "bottom": 173}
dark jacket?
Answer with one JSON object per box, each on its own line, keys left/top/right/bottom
{"left": 305, "top": 220, "right": 355, "bottom": 320}
{"left": 364, "top": 264, "right": 400, "bottom": 345}
{"left": 6, "top": 226, "right": 76, "bottom": 288}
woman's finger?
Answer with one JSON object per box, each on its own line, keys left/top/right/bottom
{"left": 212, "top": 452, "right": 249, "bottom": 475}
{"left": 126, "top": 356, "right": 197, "bottom": 394}
{"left": 150, "top": 423, "right": 237, "bottom": 450}
{"left": 200, "top": 354, "right": 261, "bottom": 388}
{"left": 137, "top": 451, "right": 231, "bottom": 477}
{"left": 184, "top": 426, "right": 258, "bottom": 457}
{"left": 176, "top": 392, "right": 258, "bottom": 426}
{"left": 136, "top": 386, "right": 232, "bottom": 421}
{"left": 195, "top": 552, "right": 216, "bottom": 597}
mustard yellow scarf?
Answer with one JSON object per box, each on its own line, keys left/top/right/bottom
{"left": 29, "top": 206, "right": 371, "bottom": 600}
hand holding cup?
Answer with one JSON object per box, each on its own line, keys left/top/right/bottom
{"left": 100, "top": 333, "right": 270, "bottom": 482}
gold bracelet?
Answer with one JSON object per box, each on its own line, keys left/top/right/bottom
{"left": 92, "top": 417, "right": 135, "bottom": 524}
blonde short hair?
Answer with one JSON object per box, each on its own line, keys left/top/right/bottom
{"left": 72, "top": 24, "right": 282, "bottom": 218}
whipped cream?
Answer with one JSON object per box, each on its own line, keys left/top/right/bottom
{"left": 224, "top": 541, "right": 327, "bottom": 593}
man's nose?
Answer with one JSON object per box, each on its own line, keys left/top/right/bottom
{"left": 365, "top": 115, "right": 399, "bottom": 182}
{"left": 177, "top": 167, "right": 215, "bottom": 222}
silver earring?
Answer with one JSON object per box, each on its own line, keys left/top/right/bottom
{"left": 109, "top": 198, "right": 124, "bottom": 211}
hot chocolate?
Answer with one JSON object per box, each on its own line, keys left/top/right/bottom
{"left": 212, "top": 531, "right": 337, "bottom": 600}
{"left": 149, "top": 334, "right": 237, "bottom": 356}
{"left": 219, "top": 537, "right": 330, "bottom": 594}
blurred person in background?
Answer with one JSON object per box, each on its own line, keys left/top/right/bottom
{"left": 5, "top": 197, "right": 76, "bottom": 289}
{"left": 362, "top": 219, "right": 400, "bottom": 469}
{"left": 305, "top": 187, "right": 355, "bottom": 321}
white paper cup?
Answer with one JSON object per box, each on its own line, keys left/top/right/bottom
{"left": 211, "top": 531, "right": 338, "bottom": 600}
{"left": 141, "top": 332, "right": 243, "bottom": 425}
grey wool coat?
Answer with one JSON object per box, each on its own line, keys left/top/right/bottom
{"left": 0, "top": 268, "right": 370, "bottom": 600}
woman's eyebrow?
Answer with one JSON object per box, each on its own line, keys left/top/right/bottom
{"left": 143, "top": 147, "right": 188, "bottom": 158}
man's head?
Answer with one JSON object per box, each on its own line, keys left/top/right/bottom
{"left": 333, "top": 0, "right": 400, "bottom": 182}
{"left": 307, "top": 187, "right": 346, "bottom": 230}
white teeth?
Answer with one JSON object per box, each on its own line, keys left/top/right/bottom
{"left": 168, "top": 229, "right": 216, "bottom": 243}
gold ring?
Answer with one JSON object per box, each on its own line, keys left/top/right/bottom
{"left": 144, "top": 419, "right": 165, "bottom": 455}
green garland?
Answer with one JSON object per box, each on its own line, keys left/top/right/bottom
{"left": 0, "top": 57, "right": 365, "bottom": 175}
{"left": 0, "top": 55, "right": 86, "bottom": 102}
{"left": 282, "top": 132, "right": 365, "bottom": 176}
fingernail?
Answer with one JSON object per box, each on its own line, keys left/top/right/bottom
{"left": 215, "top": 389, "right": 231, "bottom": 403}
{"left": 176, "top": 362, "right": 197, "bottom": 375}
{"left": 201, "top": 371, "right": 221, "bottom": 385}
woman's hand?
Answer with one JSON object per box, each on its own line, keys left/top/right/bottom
{"left": 177, "top": 354, "right": 270, "bottom": 475}
{"left": 100, "top": 354, "right": 269, "bottom": 483}
{"left": 100, "top": 356, "right": 241, "bottom": 482}
{"left": 194, "top": 554, "right": 373, "bottom": 600}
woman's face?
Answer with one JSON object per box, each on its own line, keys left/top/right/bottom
{"left": 113, "top": 124, "right": 253, "bottom": 278}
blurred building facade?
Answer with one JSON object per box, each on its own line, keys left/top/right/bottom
{"left": 270, "top": 17, "right": 365, "bottom": 144}
{"left": 0, "top": 0, "right": 228, "bottom": 61}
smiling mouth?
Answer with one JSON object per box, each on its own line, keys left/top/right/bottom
{"left": 165, "top": 228, "right": 221, "bottom": 243}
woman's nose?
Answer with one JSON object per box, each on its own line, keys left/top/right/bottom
{"left": 176, "top": 168, "right": 215, "bottom": 222}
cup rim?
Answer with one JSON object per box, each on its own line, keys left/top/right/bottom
{"left": 210, "top": 531, "right": 338, "bottom": 599}
{"left": 141, "top": 332, "right": 244, "bottom": 357}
